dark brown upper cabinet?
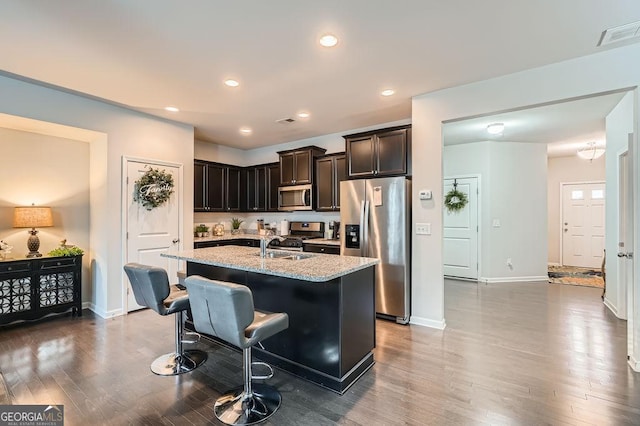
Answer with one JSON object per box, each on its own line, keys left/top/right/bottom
{"left": 315, "top": 153, "right": 346, "bottom": 211}
{"left": 344, "top": 125, "right": 411, "bottom": 179}
{"left": 245, "top": 162, "right": 279, "bottom": 212}
{"left": 277, "top": 146, "right": 326, "bottom": 185}
{"left": 193, "top": 160, "right": 241, "bottom": 212}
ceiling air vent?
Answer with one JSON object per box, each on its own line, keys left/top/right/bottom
{"left": 598, "top": 20, "right": 640, "bottom": 46}
{"left": 276, "top": 117, "right": 296, "bottom": 124}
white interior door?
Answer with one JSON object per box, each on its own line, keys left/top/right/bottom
{"left": 443, "top": 177, "right": 479, "bottom": 280}
{"left": 619, "top": 136, "right": 635, "bottom": 357}
{"left": 562, "top": 182, "right": 605, "bottom": 268}
{"left": 125, "top": 159, "right": 181, "bottom": 312}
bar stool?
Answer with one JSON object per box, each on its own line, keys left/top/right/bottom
{"left": 123, "top": 263, "right": 207, "bottom": 376}
{"left": 185, "top": 275, "right": 289, "bottom": 425}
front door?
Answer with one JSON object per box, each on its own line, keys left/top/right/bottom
{"left": 125, "top": 159, "right": 182, "bottom": 312}
{"left": 443, "top": 177, "right": 479, "bottom": 280}
{"left": 561, "top": 182, "right": 605, "bottom": 268}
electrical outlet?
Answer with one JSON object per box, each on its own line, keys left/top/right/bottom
{"left": 416, "top": 223, "right": 431, "bottom": 235}
{"left": 506, "top": 258, "right": 513, "bottom": 268}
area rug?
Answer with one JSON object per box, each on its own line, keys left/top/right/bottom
{"left": 548, "top": 265, "right": 604, "bottom": 288}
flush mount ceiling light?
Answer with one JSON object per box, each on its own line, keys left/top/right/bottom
{"left": 164, "top": 106, "right": 179, "bottom": 112}
{"left": 381, "top": 89, "right": 395, "bottom": 97}
{"left": 319, "top": 34, "right": 339, "bottom": 47}
{"left": 239, "top": 127, "right": 252, "bottom": 135}
{"left": 577, "top": 141, "right": 605, "bottom": 161}
{"left": 224, "top": 79, "right": 240, "bottom": 87}
{"left": 486, "top": 122, "right": 505, "bottom": 135}
{"left": 297, "top": 111, "right": 310, "bottom": 119}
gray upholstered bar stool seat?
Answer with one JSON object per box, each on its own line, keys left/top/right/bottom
{"left": 185, "top": 275, "right": 289, "bottom": 425}
{"left": 123, "top": 263, "right": 207, "bottom": 376}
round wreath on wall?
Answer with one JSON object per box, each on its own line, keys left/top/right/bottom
{"left": 134, "top": 166, "right": 175, "bottom": 210}
{"left": 444, "top": 181, "right": 468, "bottom": 213}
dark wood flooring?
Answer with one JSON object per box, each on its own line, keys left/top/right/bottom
{"left": 1, "top": 280, "right": 639, "bottom": 425}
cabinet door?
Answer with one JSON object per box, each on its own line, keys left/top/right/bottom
{"left": 194, "top": 161, "right": 207, "bottom": 211}
{"left": 376, "top": 128, "right": 407, "bottom": 176}
{"left": 293, "top": 150, "right": 312, "bottom": 184}
{"left": 334, "top": 155, "right": 346, "bottom": 210}
{"left": 256, "top": 166, "right": 267, "bottom": 210}
{"left": 226, "top": 167, "right": 242, "bottom": 211}
{"left": 315, "top": 157, "right": 334, "bottom": 211}
{"left": 267, "top": 163, "right": 280, "bottom": 211}
{"left": 280, "top": 152, "right": 295, "bottom": 185}
{"left": 347, "top": 135, "right": 375, "bottom": 178}
{"left": 246, "top": 167, "right": 257, "bottom": 211}
{"left": 207, "top": 163, "right": 226, "bottom": 211}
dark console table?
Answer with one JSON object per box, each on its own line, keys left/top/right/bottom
{"left": 0, "top": 255, "right": 82, "bottom": 325}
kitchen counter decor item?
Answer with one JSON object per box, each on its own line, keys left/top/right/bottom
{"left": 48, "top": 239, "right": 84, "bottom": 257}
{"left": 195, "top": 224, "right": 210, "bottom": 237}
{"left": 444, "top": 179, "right": 468, "bottom": 213}
{"left": 213, "top": 223, "right": 225, "bottom": 236}
{"left": 133, "top": 166, "right": 175, "bottom": 210}
{"left": 231, "top": 217, "right": 243, "bottom": 234}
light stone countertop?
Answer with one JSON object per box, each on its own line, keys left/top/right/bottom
{"left": 162, "top": 246, "right": 378, "bottom": 282}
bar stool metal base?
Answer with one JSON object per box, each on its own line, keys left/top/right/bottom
{"left": 214, "top": 383, "right": 281, "bottom": 425}
{"left": 150, "top": 349, "right": 207, "bottom": 376}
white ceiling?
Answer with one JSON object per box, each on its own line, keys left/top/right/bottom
{"left": 1, "top": 1, "right": 639, "bottom": 150}
{"left": 443, "top": 91, "right": 628, "bottom": 157}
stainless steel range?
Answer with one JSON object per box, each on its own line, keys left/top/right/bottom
{"left": 268, "top": 221, "right": 324, "bottom": 251}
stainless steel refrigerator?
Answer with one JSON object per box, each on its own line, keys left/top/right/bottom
{"left": 340, "top": 177, "right": 411, "bottom": 324}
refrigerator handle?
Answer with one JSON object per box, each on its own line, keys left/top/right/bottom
{"left": 363, "top": 200, "right": 370, "bottom": 257}
{"left": 359, "top": 201, "right": 366, "bottom": 256}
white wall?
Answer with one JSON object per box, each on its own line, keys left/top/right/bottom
{"left": 444, "top": 141, "right": 548, "bottom": 282}
{"left": 0, "top": 74, "right": 195, "bottom": 318}
{"left": 605, "top": 92, "right": 634, "bottom": 317}
{"left": 0, "top": 128, "right": 91, "bottom": 301}
{"left": 411, "top": 41, "right": 640, "bottom": 355}
{"left": 547, "top": 155, "right": 606, "bottom": 264}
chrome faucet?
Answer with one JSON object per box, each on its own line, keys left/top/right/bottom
{"left": 260, "top": 230, "right": 285, "bottom": 258}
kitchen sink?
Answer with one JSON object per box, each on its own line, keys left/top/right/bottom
{"left": 254, "top": 251, "right": 292, "bottom": 259}
{"left": 282, "top": 254, "right": 314, "bottom": 261}
{"left": 253, "top": 251, "right": 314, "bottom": 260}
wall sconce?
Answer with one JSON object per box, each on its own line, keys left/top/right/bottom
{"left": 13, "top": 205, "right": 53, "bottom": 257}
{"left": 577, "top": 142, "right": 605, "bottom": 161}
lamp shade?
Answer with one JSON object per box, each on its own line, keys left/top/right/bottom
{"left": 13, "top": 206, "right": 53, "bottom": 228}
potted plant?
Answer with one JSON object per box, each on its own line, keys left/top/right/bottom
{"left": 195, "top": 224, "right": 209, "bottom": 237}
{"left": 231, "top": 217, "right": 243, "bottom": 234}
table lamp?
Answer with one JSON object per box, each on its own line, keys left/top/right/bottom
{"left": 13, "top": 206, "right": 53, "bottom": 257}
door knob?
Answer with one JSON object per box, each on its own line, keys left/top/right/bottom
{"left": 172, "top": 238, "right": 180, "bottom": 244}
{"left": 563, "top": 228, "right": 568, "bottom": 232}
{"left": 618, "top": 252, "right": 633, "bottom": 259}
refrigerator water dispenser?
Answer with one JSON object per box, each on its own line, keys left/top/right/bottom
{"left": 345, "top": 224, "right": 360, "bottom": 249}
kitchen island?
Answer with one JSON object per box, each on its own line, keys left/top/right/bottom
{"left": 162, "top": 247, "right": 378, "bottom": 393}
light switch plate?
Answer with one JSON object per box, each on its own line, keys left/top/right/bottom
{"left": 416, "top": 223, "right": 431, "bottom": 235}
{"left": 418, "top": 189, "right": 432, "bottom": 200}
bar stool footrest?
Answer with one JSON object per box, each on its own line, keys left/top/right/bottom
{"left": 250, "top": 362, "right": 274, "bottom": 380}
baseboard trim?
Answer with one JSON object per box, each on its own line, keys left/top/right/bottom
{"left": 628, "top": 355, "right": 640, "bottom": 372}
{"left": 409, "top": 316, "right": 446, "bottom": 330}
{"left": 480, "top": 275, "right": 549, "bottom": 284}
{"left": 88, "top": 304, "right": 123, "bottom": 319}
{"left": 603, "top": 297, "right": 622, "bottom": 318}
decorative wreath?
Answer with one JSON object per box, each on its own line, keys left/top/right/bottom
{"left": 444, "top": 187, "right": 468, "bottom": 213}
{"left": 134, "top": 166, "right": 175, "bottom": 210}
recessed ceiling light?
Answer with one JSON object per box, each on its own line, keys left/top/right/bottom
{"left": 224, "top": 79, "right": 240, "bottom": 87}
{"left": 381, "top": 89, "right": 395, "bottom": 97}
{"left": 319, "top": 34, "right": 339, "bottom": 47}
{"left": 297, "top": 112, "right": 310, "bottom": 118}
{"left": 239, "top": 127, "right": 252, "bottom": 135}
{"left": 486, "top": 123, "right": 505, "bottom": 135}
{"left": 164, "top": 106, "right": 179, "bottom": 112}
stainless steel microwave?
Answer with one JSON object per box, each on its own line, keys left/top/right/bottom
{"left": 278, "top": 184, "right": 313, "bottom": 211}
